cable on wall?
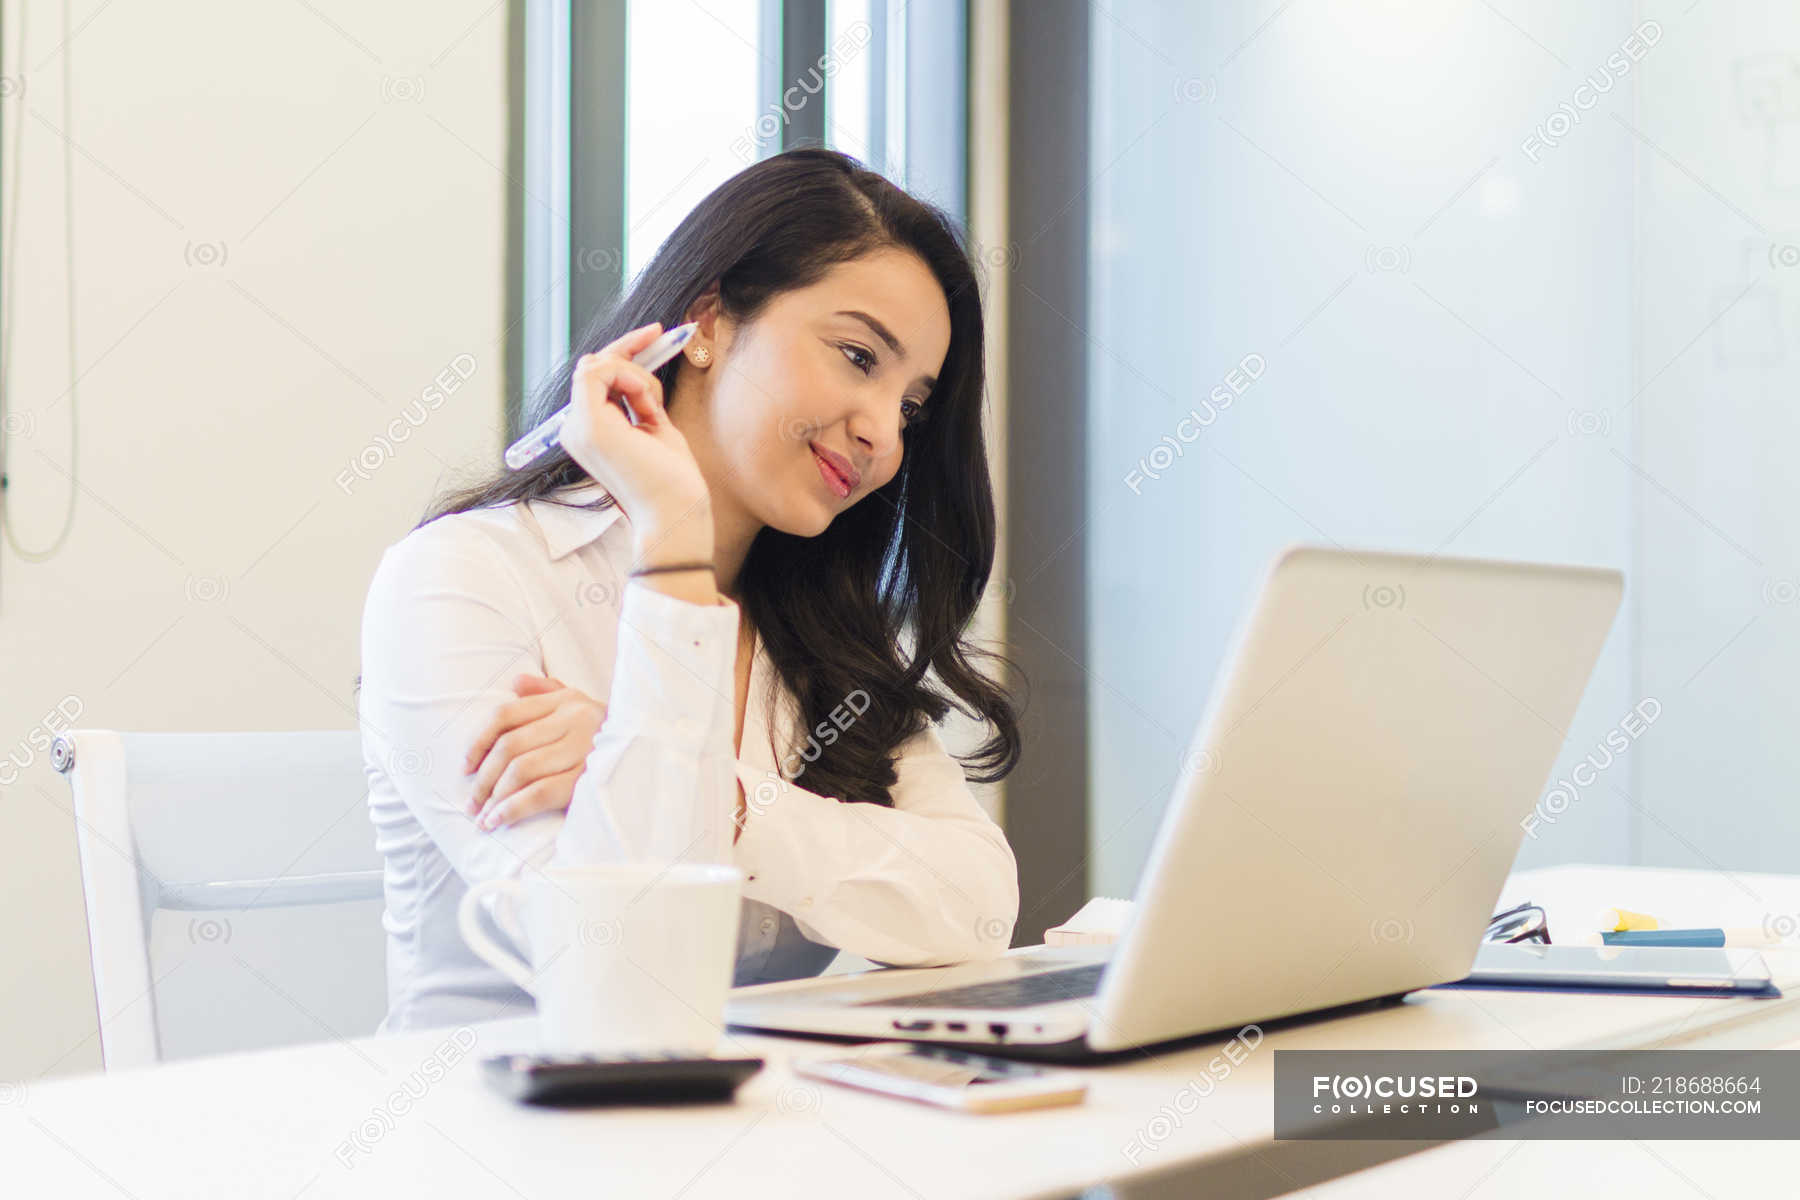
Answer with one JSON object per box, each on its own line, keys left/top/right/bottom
{"left": 0, "top": 0, "right": 81, "bottom": 575}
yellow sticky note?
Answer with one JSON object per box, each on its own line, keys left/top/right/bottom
{"left": 1599, "top": 907, "right": 1659, "bottom": 931}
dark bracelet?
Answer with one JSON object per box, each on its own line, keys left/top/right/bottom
{"left": 629, "top": 560, "right": 715, "bottom": 578}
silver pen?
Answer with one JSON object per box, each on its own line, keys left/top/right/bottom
{"left": 504, "top": 322, "right": 698, "bottom": 470}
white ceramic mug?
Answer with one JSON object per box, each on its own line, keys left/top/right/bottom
{"left": 458, "top": 863, "right": 744, "bottom": 1057}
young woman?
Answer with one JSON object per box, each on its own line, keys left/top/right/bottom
{"left": 358, "top": 148, "right": 1023, "bottom": 1033}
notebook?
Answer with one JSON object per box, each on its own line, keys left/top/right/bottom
{"left": 1044, "top": 896, "right": 1134, "bottom": 946}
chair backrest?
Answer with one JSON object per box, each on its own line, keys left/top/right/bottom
{"left": 54, "top": 729, "right": 386, "bottom": 1069}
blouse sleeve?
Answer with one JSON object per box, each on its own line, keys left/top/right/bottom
{"left": 360, "top": 523, "right": 740, "bottom": 894}
{"left": 730, "top": 721, "right": 1020, "bottom": 968}
{"left": 550, "top": 578, "right": 742, "bottom": 867}
{"left": 361, "top": 520, "right": 1016, "bottom": 966}
{"left": 359, "top": 523, "right": 570, "bottom": 889}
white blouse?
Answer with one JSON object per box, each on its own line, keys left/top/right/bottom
{"left": 358, "top": 479, "right": 1019, "bottom": 1033}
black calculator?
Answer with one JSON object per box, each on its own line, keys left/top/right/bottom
{"left": 480, "top": 1052, "right": 765, "bottom": 1106}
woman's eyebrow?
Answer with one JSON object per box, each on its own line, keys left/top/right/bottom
{"left": 835, "top": 309, "right": 938, "bottom": 390}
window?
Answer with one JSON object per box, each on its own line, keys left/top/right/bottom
{"left": 624, "top": 1, "right": 763, "bottom": 282}
{"left": 1085, "top": 2, "right": 1792, "bottom": 889}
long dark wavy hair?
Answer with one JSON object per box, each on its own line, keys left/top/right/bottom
{"left": 415, "top": 148, "right": 1021, "bottom": 807}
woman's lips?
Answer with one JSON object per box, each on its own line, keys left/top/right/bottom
{"left": 811, "top": 445, "right": 856, "bottom": 499}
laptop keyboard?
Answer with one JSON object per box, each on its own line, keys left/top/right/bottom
{"left": 855, "top": 962, "right": 1106, "bottom": 1010}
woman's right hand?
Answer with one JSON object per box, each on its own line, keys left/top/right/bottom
{"left": 557, "top": 323, "right": 713, "bottom": 540}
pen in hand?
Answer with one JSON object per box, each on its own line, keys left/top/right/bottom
{"left": 504, "top": 322, "right": 698, "bottom": 470}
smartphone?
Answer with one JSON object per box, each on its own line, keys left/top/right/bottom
{"left": 793, "top": 1042, "right": 1087, "bottom": 1114}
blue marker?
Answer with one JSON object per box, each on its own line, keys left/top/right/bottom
{"left": 504, "top": 322, "right": 698, "bottom": 470}
{"left": 1599, "top": 928, "right": 1779, "bottom": 948}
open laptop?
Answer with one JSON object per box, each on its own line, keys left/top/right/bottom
{"left": 727, "top": 544, "right": 1624, "bottom": 1062}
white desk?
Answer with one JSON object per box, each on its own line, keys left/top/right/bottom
{"left": 1288, "top": 864, "right": 1800, "bottom": 1200}
{"left": 8, "top": 866, "right": 1800, "bottom": 1200}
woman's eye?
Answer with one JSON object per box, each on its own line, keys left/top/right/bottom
{"left": 900, "top": 399, "right": 925, "bottom": 426}
{"left": 839, "top": 343, "right": 876, "bottom": 374}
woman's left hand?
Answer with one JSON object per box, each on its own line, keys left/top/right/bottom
{"left": 464, "top": 673, "right": 607, "bottom": 830}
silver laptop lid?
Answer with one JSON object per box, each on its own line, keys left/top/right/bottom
{"left": 1089, "top": 545, "right": 1622, "bottom": 1052}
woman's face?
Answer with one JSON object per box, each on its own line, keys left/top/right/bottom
{"left": 681, "top": 248, "right": 952, "bottom": 539}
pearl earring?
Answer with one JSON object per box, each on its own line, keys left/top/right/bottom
{"left": 689, "top": 345, "right": 712, "bottom": 367}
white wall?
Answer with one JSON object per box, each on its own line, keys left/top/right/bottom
{"left": 1086, "top": 1, "right": 1652, "bottom": 896}
{"left": 1633, "top": 6, "right": 1800, "bottom": 874}
{"left": 0, "top": 0, "right": 507, "bottom": 1080}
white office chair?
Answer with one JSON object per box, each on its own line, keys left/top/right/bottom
{"left": 54, "top": 729, "right": 387, "bottom": 1069}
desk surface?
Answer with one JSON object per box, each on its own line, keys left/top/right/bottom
{"left": 1282, "top": 863, "right": 1800, "bottom": 1200}
{"left": 9, "top": 865, "right": 1800, "bottom": 1200}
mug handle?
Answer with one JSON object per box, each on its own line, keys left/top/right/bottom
{"left": 458, "top": 878, "right": 536, "bottom": 993}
